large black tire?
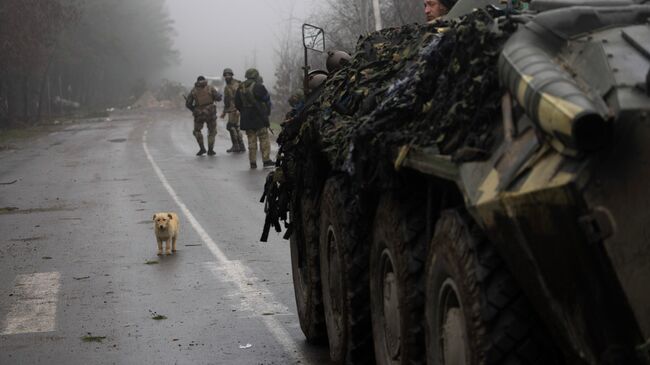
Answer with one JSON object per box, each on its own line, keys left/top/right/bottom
{"left": 290, "top": 193, "right": 327, "bottom": 344}
{"left": 319, "top": 176, "right": 374, "bottom": 364}
{"left": 425, "top": 210, "right": 562, "bottom": 365}
{"left": 370, "top": 194, "right": 428, "bottom": 365}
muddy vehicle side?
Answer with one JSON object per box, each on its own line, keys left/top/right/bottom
{"left": 266, "top": 1, "right": 650, "bottom": 364}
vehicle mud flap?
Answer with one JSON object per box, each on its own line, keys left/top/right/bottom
{"left": 370, "top": 193, "right": 427, "bottom": 365}
{"left": 425, "top": 210, "right": 563, "bottom": 365}
{"left": 290, "top": 191, "right": 327, "bottom": 343}
{"left": 319, "top": 175, "right": 374, "bottom": 364}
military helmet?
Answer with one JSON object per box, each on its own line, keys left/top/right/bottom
{"left": 326, "top": 50, "right": 352, "bottom": 73}
{"left": 245, "top": 68, "right": 260, "bottom": 80}
{"left": 288, "top": 90, "right": 305, "bottom": 107}
{"left": 307, "top": 70, "right": 328, "bottom": 92}
{"left": 223, "top": 68, "right": 234, "bottom": 76}
{"left": 197, "top": 76, "right": 206, "bottom": 81}
{"left": 439, "top": 0, "right": 457, "bottom": 10}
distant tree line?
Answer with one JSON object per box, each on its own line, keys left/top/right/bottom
{"left": 272, "top": 0, "right": 424, "bottom": 122}
{"left": 0, "top": 0, "right": 178, "bottom": 128}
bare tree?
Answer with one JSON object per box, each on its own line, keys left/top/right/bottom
{"left": 0, "top": 0, "right": 178, "bottom": 128}
{"left": 311, "top": 0, "right": 424, "bottom": 51}
{"left": 267, "top": 0, "right": 425, "bottom": 125}
{"left": 0, "top": 0, "right": 76, "bottom": 126}
{"left": 271, "top": 1, "right": 313, "bottom": 124}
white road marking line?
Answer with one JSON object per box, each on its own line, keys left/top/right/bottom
{"left": 1, "top": 272, "right": 61, "bottom": 335}
{"left": 142, "top": 129, "right": 303, "bottom": 362}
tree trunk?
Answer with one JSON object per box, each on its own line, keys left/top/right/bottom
{"left": 0, "top": 77, "right": 7, "bottom": 128}
{"left": 38, "top": 53, "right": 55, "bottom": 121}
{"left": 38, "top": 63, "right": 50, "bottom": 121}
{"left": 7, "top": 77, "right": 16, "bottom": 122}
{"left": 22, "top": 74, "right": 29, "bottom": 121}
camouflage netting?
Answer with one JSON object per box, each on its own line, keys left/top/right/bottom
{"left": 261, "top": 11, "right": 512, "bottom": 241}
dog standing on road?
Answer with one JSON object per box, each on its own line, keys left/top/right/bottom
{"left": 153, "top": 212, "right": 179, "bottom": 255}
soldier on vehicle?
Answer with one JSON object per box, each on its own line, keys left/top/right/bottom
{"left": 220, "top": 68, "right": 246, "bottom": 153}
{"left": 424, "top": 0, "right": 456, "bottom": 22}
{"left": 186, "top": 76, "right": 222, "bottom": 156}
{"left": 235, "top": 68, "right": 274, "bottom": 169}
{"left": 283, "top": 90, "right": 305, "bottom": 125}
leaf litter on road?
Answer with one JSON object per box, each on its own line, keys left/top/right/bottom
{"left": 81, "top": 333, "right": 106, "bottom": 343}
{"left": 149, "top": 310, "right": 167, "bottom": 320}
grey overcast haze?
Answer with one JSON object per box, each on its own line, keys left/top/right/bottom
{"left": 164, "top": 0, "right": 318, "bottom": 88}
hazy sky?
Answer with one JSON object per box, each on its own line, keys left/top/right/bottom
{"left": 164, "top": 0, "right": 318, "bottom": 89}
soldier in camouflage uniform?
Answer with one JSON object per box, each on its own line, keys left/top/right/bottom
{"left": 283, "top": 90, "right": 305, "bottom": 125}
{"left": 424, "top": 0, "right": 456, "bottom": 22}
{"left": 220, "top": 68, "right": 246, "bottom": 153}
{"left": 235, "top": 68, "right": 273, "bottom": 169}
{"left": 186, "top": 76, "right": 222, "bottom": 156}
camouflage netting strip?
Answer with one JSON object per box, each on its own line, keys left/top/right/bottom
{"left": 261, "top": 11, "right": 511, "bottom": 241}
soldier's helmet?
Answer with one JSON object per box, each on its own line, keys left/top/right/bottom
{"left": 223, "top": 68, "right": 234, "bottom": 77}
{"left": 440, "top": 0, "right": 458, "bottom": 11}
{"left": 197, "top": 76, "right": 206, "bottom": 81}
{"left": 326, "top": 50, "right": 352, "bottom": 73}
{"left": 307, "top": 70, "right": 329, "bottom": 92}
{"left": 245, "top": 68, "right": 260, "bottom": 80}
{"left": 288, "top": 90, "right": 305, "bottom": 107}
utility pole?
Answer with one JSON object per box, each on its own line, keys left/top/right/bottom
{"left": 372, "top": 0, "right": 383, "bottom": 30}
{"left": 359, "top": 0, "right": 370, "bottom": 33}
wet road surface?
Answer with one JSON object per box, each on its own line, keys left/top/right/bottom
{"left": 0, "top": 110, "right": 332, "bottom": 364}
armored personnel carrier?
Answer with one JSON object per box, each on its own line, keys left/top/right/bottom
{"left": 262, "top": 1, "right": 650, "bottom": 364}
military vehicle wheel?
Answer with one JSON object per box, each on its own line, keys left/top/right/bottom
{"left": 319, "top": 176, "right": 373, "bottom": 364}
{"left": 290, "top": 193, "right": 327, "bottom": 343}
{"left": 370, "top": 194, "right": 427, "bottom": 365}
{"left": 425, "top": 210, "right": 561, "bottom": 365}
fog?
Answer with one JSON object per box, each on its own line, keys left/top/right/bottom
{"left": 164, "top": 0, "right": 317, "bottom": 89}
{"left": 0, "top": 0, "right": 424, "bottom": 127}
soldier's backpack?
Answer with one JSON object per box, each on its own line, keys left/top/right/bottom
{"left": 239, "top": 81, "right": 257, "bottom": 108}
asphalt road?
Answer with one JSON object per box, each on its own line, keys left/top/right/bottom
{"left": 0, "top": 109, "right": 332, "bottom": 364}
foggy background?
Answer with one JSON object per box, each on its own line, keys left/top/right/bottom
{"left": 164, "top": 0, "right": 318, "bottom": 89}
{"left": 0, "top": 0, "right": 423, "bottom": 127}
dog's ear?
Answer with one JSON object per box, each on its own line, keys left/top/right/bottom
{"left": 153, "top": 214, "right": 157, "bottom": 221}
{"left": 167, "top": 213, "right": 173, "bottom": 220}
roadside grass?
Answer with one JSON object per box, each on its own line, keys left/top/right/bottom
{"left": 0, "top": 126, "right": 51, "bottom": 148}
{"left": 0, "top": 110, "right": 110, "bottom": 148}
{"left": 270, "top": 121, "right": 282, "bottom": 134}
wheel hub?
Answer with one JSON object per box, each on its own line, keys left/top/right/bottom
{"left": 439, "top": 279, "right": 468, "bottom": 365}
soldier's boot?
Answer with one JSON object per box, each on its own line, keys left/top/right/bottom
{"left": 196, "top": 138, "right": 207, "bottom": 156}
{"left": 237, "top": 135, "right": 246, "bottom": 153}
{"left": 207, "top": 142, "right": 216, "bottom": 156}
{"left": 263, "top": 160, "right": 275, "bottom": 168}
{"left": 226, "top": 130, "right": 238, "bottom": 153}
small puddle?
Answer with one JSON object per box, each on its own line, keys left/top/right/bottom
{"left": 0, "top": 206, "right": 75, "bottom": 215}
{"left": 10, "top": 236, "right": 45, "bottom": 243}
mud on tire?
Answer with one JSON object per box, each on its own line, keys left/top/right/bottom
{"left": 319, "top": 175, "right": 374, "bottom": 364}
{"left": 290, "top": 192, "right": 327, "bottom": 343}
{"left": 425, "top": 210, "right": 562, "bottom": 365}
{"left": 370, "top": 193, "right": 428, "bottom": 365}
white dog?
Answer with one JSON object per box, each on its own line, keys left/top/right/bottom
{"left": 153, "top": 212, "right": 179, "bottom": 255}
